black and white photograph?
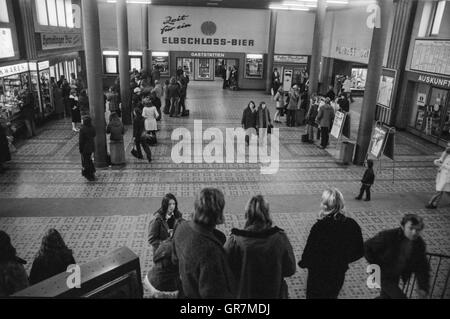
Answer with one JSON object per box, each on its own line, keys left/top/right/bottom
{"left": 0, "top": 0, "right": 449, "bottom": 313}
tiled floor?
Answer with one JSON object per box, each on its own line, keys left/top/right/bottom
{"left": 0, "top": 80, "right": 449, "bottom": 298}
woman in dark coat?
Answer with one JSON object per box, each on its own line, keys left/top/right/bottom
{"left": 79, "top": 116, "right": 96, "bottom": 181}
{"left": 29, "top": 229, "right": 75, "bottom": 285}
{"left": 0, "top": 231, "right": 29, "bottom": 296}
{"left": 224, "top": 195, "right": 296, "bottom": 298}
{"left": 132, "top": 108, "right": 152, "bottom": 162}
{"left": 299, "top": 188, "right": 364, "bottom": 299}
{"left": 0, "top": 121, "right": 11, "bottom": 173}
{"left": 144, "top": 218, "right": 183, "bottom": 298}
{"left": 148, "top": 193, "right": 183, "bottom": 253}
{"left": 69, "top": 89, "right": 81, "bottom": 132}
{"left": 241, "top": 101, "right": 257, "bottom": 145}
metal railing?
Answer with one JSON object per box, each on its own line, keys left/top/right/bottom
{"left": 403, "top": 252, "right": 450, "bottom": 299}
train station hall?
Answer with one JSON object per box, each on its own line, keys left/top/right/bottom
{"left": 0, "top": 0, "right": 449, "bottom": 301}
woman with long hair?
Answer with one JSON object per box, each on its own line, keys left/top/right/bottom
{"left": 299, "top": 188, "right": 364, "bottom": 298}
{"left": 148, "top": 193, "right": 183, "bottom": 253}
{"left": 224, "top": 195, "right": 296, "bottom": 298}
{"left": 0, "top": 230, "right": 29, "bottom": 296}
{"left": 29, "top": 229, "right": 75, "bottom": 285}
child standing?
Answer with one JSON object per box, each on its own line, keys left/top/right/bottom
{"left": 355, "top": 159, "right": 375, "bottom": 201}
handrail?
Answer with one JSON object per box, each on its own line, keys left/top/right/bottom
{"left": 402, "top": 252, "right": 450, "bottom": 299}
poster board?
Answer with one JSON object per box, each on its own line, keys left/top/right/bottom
{"left": 410, "top": 40, "right": 450, "bottom": 76}
{"left": 377, "top": 68, "right": 397, "bottom": 108}
{"left": 331, "top": 111, "right": 346, "bottom": 139}
{"left": 369, "top": 126, "right": 388, "bottom": 158}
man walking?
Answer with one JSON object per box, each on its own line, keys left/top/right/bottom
{"left": 364, "top": 214, "right": 430, "bottom": 299}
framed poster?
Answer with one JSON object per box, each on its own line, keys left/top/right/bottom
{"left": 370, "top": 126, "right": 388, "bottom": 158}
{"left": 377, "top": 68, "right": 397, "bottom": 108}
{"left": 331, "top": 111, "right": 346, "bottom": 139}
{"left": 245, "top": 54, "right": 263, "bottom": 79}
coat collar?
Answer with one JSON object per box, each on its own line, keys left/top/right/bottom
{"left": 188, "top": 221, "right": 225, "bottom": 247}
{"left": 230, "top": 226, "right": 283, "bottom": 239}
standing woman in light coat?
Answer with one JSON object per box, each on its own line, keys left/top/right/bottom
{"left": 426, "top": 142, "right": 450, "bottom": 209}
{"left": 142, "top": 99, "right": 159, "bottom": 144}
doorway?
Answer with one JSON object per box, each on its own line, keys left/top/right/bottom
{"left": 177, "top": 58, "right": 239, "bottom": 81}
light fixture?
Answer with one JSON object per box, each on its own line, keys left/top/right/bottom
{"left": 269, "top": 4, "right": 310, "bottom": 11}
{"left": 106, "top": 0, "right": 152, "bottom": 4}
{"left": 151, "top": 51, "right": 169, "bottom": 57}
{"left": 246, "top": 54, "right": 263, "bottom": 59}
{"left": 326, "top": 0, "right": 349, "bottom": 4}
{"left": 103, "top": 50, "right": 143, "bottom": 56}
{"left": 206, "top": 2, "right": 219, "bottom": 5}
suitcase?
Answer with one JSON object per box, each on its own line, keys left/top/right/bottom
{"left": 301, "top": 133, "right": 309, "bottom": 143}
{"left": 181, "top": 109, "right": 190, "bottom": 117}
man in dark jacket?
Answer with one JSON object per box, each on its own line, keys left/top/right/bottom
{"left": 364, "top": 214, "right": 430, "bottom": 299}
{"left": 172, "top": 188, "right": 236, "bottom": 298}
{"left": 79, "top": 116, "right": 96, "bottom": 181}
{"left": 355, "top": 159, "right": 375, "bottom": 201}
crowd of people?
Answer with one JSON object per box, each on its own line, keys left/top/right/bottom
{"left": 78, "top": 65, "right": 191, "bottom": 181}
{"left": 268, "top": 68, "right": 353, "bottom": 150}
{"left": 0, "top": 187, "right": 430, "bottom": 298}
{"left": 141, "top": 187, "right": 430, "bottom": 299}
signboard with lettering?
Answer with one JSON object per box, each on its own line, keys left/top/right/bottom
{"left": 0, "top": 63, "right": 29, "bottom": 78}
{"left": 0, "top": 28, "right": 15, "bottom": 59}
{"left": 38, "top": 61, "right": 50, "bottom": 71}
{"left": 274, "top": 55, "right": 308, "bottom": 64}
{"left": 41, "top": 33, "right": 82, "bottom": 50}
{"left": 411, "top": 40, "right": 450, "bottom": 76}
{"left": 190, "top": 52, "right": 225, "bottom": 58}
{"left": 415, "top": 73, "right": 450, "bottom": 89}
{"left": 331, "top": 111, "right": 346, "bottom": 139}
{"left": 369, "top": 126, "right": 387, "bottom": 159}
{"left": 149, "top": 7, "right": 269, "bottom": 53}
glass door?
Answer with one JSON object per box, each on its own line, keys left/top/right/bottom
{"left": 425, "top": 88, "right": 448, "bottom": 138}
{"left": 176, "top": 58, "right": 193, "bottom": 77}
{"left": 194, "top": 58, "right": 214, "bottom": 81}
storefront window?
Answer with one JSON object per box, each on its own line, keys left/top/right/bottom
{"left": 104, "top": 57, "right": 118, "bottom": 74}
{"left": 151, "top": 52, "right": 169, "bottom": 76}
{"left": 0, "top": 0, "right": 9, "bottom": 23}
{"left": 177, "top": 58, "right": 193, "bottom": 77}
{"left": 245, "top": 54, "right": 263, "bottom": 79}
{"left": 130, "top": 57, "right": 142, "bottom": 72}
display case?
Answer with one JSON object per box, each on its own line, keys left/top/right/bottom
{"left": 245, "top": 54, "right": 264, "bottom": 79}
{"left": 0, "top": 74, "right": 22, "bottom": 122}
{"left": 39, "top": 68, "right": 53, "bottom": 118}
